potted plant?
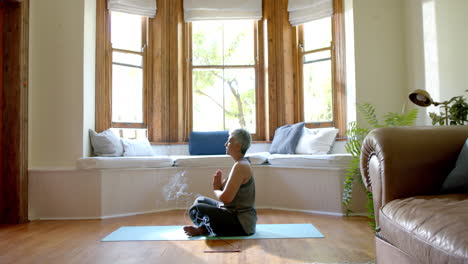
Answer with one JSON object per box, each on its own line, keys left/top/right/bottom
{"left": 342, "top": 103, "right": 418, "bottom": 230}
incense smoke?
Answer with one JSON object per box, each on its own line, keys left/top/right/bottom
{"left": 163, "top": 170, "right": 199, "bottom": 203}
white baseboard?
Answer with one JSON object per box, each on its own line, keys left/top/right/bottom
{"left": 257, "top": 206, "right": 345, "bottom": 216}
{"left": 30, "top": 207, "right": 370, "bottom": 220}
{"left": 100, "top": 208, "right": 178, "bottom": 219}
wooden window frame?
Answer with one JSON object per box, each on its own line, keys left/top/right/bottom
{"left": 295, "top": 0, "right": 346, "bottom": 139}
{"left": 186, "top": 20, "right": 266, "bottom": 141}
{"left": 97, "top": 0, "right": 184, "bottom": 143}
{"left": 109, "top": 14, "right": 149, "bottom": 130}
{"left": 297, "top": 30, "right": 334, "bottom": 128}
{"left": 96, "top": 2, "right": 151, "bottom": 135}
{"left": 96, "top": 0, "right": 111, "bottom": 133}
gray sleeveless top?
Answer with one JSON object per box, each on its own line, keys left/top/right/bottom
{"left": 223, "top": 171, "right": 257, "bottom": 235}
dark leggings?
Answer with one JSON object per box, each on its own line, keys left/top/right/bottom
{"left": 188, "top": 196, "right": 247, "bottom": 236}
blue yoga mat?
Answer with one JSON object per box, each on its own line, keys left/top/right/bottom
{"left": 102, "top": 224, "right": 324, "bottom": 241}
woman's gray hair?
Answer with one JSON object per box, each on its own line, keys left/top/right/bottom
{"left": 230, "top": 128, "right": 251, "bottom": 155}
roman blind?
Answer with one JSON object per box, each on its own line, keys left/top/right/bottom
{"left": 288, "top": 0, "right": 333, "bottom": 26}
{"left": 108, "top": 0, "right": 157, "bottom": 18}
{"left": 183, "top": 0, "right": 262, "bottom": 21}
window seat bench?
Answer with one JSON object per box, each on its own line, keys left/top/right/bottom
{"left": 29, "top": 142, "right": 368, "bottom": 220}
{"left": 76, "top": 153, "right": 351, "bottom": 170}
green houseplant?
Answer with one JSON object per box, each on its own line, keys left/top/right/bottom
{"left": 342, "top": 103, "right": 419, "bottom": 230}
{"left": 428, "top": 95, "right": 468, "bottom": 125}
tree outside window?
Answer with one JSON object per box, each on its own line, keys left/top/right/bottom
{"left": 191, "top": 20, "right": 257, "bottom": 133}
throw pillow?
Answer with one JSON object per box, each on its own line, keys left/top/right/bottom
{"left": 89, "top": 129, "right": 124, "bottom": 157}
{"left": 189, "top": 131, "right": 229, "bottom": 155}
{"left": 269, "top": 122, "right": 305, "bottom": 154}
{"left": 122, "top": 138, "right": 155, "bottom": 156}
{"left": 441, "top": 138, "right": 468, "bottom": 193}
{"left": 295, "top": 127, "right": 339, "bottom": 154}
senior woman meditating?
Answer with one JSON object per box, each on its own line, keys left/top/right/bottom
{"left": 183, "top": 128, "right": 257, "bottom": 237}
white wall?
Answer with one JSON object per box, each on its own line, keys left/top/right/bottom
{"left": 344, "top": 0, "right": 356, "bottom": 124}
{"left": 349, "top": 0, "right": 468, "bottom": 127}
{"left": 435, "top": 0, "right": 468, "bottom": 100}
{"left": 29, "top": 0, "right": 95, "bottom": 168}
{"left": 83, "top": 0, "right": 96, "bottom": 157}
{"left": 404, "top": 0, "right": 428, "bottom": 124}
{"left": 402, "top": 0, "right": 468, "bottom": 125}
{"left": 352, "top": 0, "right": 408, "bottom": 125}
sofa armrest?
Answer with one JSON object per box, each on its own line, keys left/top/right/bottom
{"left": 360, "top": 126, "right": 468, "bottom": 225}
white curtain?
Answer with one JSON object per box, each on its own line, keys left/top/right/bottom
{"left": 288, "top": 0, "right": 333, "bottom": 26}
{"left": 108, "top": 0, "right": 157, "bottom": 18}
{"left": 183, "top": 0, "right": 262, "bottom": 21}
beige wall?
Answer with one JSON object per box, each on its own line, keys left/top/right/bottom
{"left": 435, "top": 0, "right": 468, "bottom": 101}
{"left": 404, "top": 0, "right": 427, "bottom": 124}
{"left": 350, "top": 0, "right": 468, "bottom": 126}
{"left": 352, "top": 0, "right": 408, "bottom": 125}
{"left": 404, "top": 0, "right": 468, "bottom": 125}
{"left": 29, "top": 0, "right": 95, "bottom": 168}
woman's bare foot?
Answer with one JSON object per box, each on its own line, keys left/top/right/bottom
{"left": 183, "top": 225, "right": 208, "bottom": 237}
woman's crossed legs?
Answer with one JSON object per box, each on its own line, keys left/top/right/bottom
{"left": 183, "top": 196, "right": 247, "bottom": 237}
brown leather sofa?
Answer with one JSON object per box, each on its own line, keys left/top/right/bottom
{"left": 360, "top": 126, "right": 468, "bottom": 264}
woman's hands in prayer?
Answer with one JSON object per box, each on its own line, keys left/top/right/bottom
{"left": 213, "top": 170, "right": 223, "bottom": 191}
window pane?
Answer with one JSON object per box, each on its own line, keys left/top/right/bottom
{"left": 110, "top": 128, "right": 148, "bottom": 139}
{"left": 303, "top": 51, "right": 333, "bottom": 122}
{"left": 224, "top": 68, "right": 256, "bottom": 133}
{"left": 192, "top": 20, "right": 254, "bottom": 66}
{"left": 192, "top": 21, "right": 223, "bottom": 66}
{"left": 303, "top": 50, "right": 331, "bottom": 64}
{"left": 192, "top": 68, "right": 256, "bottom": 132}
{"left": 223, "top": 20, "right": 255, "bottom": 65}
{"left": 303, "top": 17, "right": 332, "bottom": 51}
{"left": 111, "top": 11, "right": 142, "bottom": 52}
{"left": 112, "top": 51, "right": 142, "bottom": 67}
{"left": 112, "top": 64, "right": 143, "bottom": 123}
{"left": 192, "top": 69, "right": 224, "bottom": 131}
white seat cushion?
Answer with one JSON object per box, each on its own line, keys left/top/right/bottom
{"left": 173, "top": 152, "right": 270, "bottom": 167}
{"left": 77, "top": 156, "right": 174, "bottom": 169}
{"left": 173, "top": 155, "right": 233, "bottom": 167}
{"left": 247, "top": 152, "right": 270, "bottom": 165}
{"left": 267, "top": 154, "right": 352, "bottom": 168}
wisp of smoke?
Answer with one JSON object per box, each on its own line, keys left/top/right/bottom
{"left": 163, "top": 170, "right": 202, "bottom": 225}
{"left": 163, "top": 170, "right": 201, "bottom": 206}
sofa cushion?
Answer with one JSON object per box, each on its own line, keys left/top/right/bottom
{"left": 173, "top": 152, "right": 270, "bottom": 167}
{"left": 77, "top": 156, "right": 174, "bottom": 169}
{"left": 441, "top": 137, "right": 468, "bottom": 193}
{"left": 379, "top": 194, "right": 468, "bottom": 264}
{"left": 270, "top": 122, "right": 304, "bottom": 154}
{"left": 189, "top": 131, "right": 229, "bottom": 155}
{"left": 267, "top": 154, "right": 352, "bottom": 168}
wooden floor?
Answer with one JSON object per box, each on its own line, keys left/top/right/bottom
{"left": 0, "top": 209, "right": 375, "bottom": 264}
